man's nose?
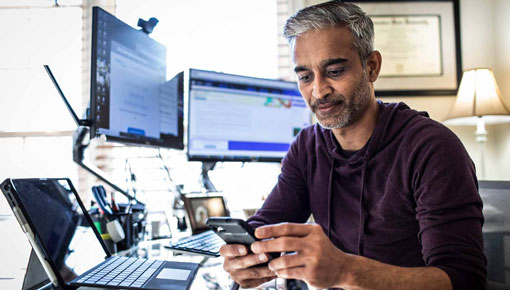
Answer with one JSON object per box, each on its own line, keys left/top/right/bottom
{"left": 312, "top": 74, "right": 332, "bottom": 99}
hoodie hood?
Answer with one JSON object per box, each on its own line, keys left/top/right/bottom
{"left": 323, "top": 101, "right": 430, "bottom": 162}
{"left": 323, "top": 102, "right": 429, "bottom": 255}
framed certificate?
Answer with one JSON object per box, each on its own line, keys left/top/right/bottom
{"left": 348, "top": 0, "right": 462, "bottom": 96}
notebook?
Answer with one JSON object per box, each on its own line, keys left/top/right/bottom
{"left": 1, "top": 178, "right": 199, "bottom": 290}
{"left": 164, "top": 194, "right": 227, "bottom": 257}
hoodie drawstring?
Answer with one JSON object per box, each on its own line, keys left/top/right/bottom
{"left": 328, "top": 156, "right": 369, "bottom": 255}
{"left": 327, "top": 157, "right": 335, "bottom": 239}
{"left": 357, "top": 158, "right": 369, "bottom": 255}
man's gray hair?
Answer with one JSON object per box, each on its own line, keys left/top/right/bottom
{"left": 284, "top": 1, "right": 374, "bottom": 67}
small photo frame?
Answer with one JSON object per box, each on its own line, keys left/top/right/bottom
{"left": 182, "top": 194, "right": 229, "bottom": 234}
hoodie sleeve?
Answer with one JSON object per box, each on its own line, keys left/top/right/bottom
{"left": 411, "top": 123, "right": 487, "bottom": 290}
{"left": 247, "top": 130, "right": 311, "bottom": 228}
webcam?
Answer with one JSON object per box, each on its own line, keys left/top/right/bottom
{"left": 137, "top": 17, "right": 159, "bottom": 35}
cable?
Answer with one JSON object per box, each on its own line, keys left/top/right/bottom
{"left": 157, "top": 148, "right": 184, "bottom": 208}
{"left": 229, "top": 282, "right": 239, "bottom": 290}
{"left": 124, "top": 158, "right": 138, "bottom": 199}
{"left": 158, "top": 148, "right": 176, "bottom": 185}
{"left": 202, "top": 273, "right": 222, "bottom": 290}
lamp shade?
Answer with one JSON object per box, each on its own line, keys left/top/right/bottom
{"left": 445, "top": 68, "right": 510, "bottom": 125}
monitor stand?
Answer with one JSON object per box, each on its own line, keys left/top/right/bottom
{"left": 73, "top": 126, "right": 143, "bottom": 205}
{"left": 201, "top": 161, "right": 218, "bottom": 192}
{"left": 22, "top": 250, "right": 63, "bottom": 290}
{"left": 43, "top": 65, "right": 142, "bottom": 206}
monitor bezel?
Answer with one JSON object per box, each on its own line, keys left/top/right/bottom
{"left": 186, "top": 68, "right": 309, "bottom": 163}
{"left": 90, "top": 7, "right": 184, "bottom": 150}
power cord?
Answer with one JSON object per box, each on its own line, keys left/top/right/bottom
{"left": 124, "top": 158, "right": 138, "bottom": 199}
{"left": 157, "top": 148, "right": 178, "bottom": 190}
{"left": 229, "top": 278, "right": 278, "bottom": 290}
{"left": 202, "top": 273, "right": 222, "bottom": 290}
{"left": 230, "top": 282, "right": 239, "bottom": 290}
{"left": 157, "top": 148, "right": 184, "bottom": 209}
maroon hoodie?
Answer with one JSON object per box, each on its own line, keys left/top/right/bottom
{"left": 248, "top": 102, "right": 486, "bottom": 290}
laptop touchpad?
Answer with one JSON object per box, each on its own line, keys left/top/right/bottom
{"left": 156, "top": 268, "right": 191, "bottom": 281}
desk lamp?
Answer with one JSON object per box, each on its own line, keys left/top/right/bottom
{"left": 444, "top": 68, "right": 510, "bottom": 179}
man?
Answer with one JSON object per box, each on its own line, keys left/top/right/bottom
{"left": 220, "top": 1, "right": 486, "bottom": 290}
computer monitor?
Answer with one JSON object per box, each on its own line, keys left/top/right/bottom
{"left": 187, "top": 69, "right": 311, "bottom": 162}
{"left": 90, "top": 7, "right": 184, "bottom": 149}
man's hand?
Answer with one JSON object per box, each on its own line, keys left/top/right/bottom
{"left": 219, "top": 244, "right": 277, "bottom": 289}
{"left": 251, "top": 223, "right": 350, "bottom": 289}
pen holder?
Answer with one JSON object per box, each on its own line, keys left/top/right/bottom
{"left": 101, "top": 233, "right": 117, "bottom": 254}
{"left": 89, "top": 204, "right": 146, "bottom": 253}
{"left": 113, "top": 206, "right": 147, "bottom": 251}
{"left": 88, "top": 209, "right": 118, "bottom": 254}
{"left": 113, "top": 212, "right": 134, "bottom": 251}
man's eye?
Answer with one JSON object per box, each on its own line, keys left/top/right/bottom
{"left": 298, "top": 74, "right": 311, "bottom": 82}
{"left": 328, "top": 69, "right": 343, "bottom": 77}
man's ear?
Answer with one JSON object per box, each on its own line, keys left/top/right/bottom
{"left": 365, "top": 50, "right": 382, "bottom": 82}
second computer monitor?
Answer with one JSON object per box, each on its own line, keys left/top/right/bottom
{"left": 187, "top": 69, "right": 311, "bottom": 162}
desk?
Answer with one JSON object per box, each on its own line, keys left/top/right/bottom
{"left": 112, "top": 239, "right": 232, "bottom": 290}
{"left": 0, "top": 212, "right": 32, "bottom": 290}
{"left": 2, "top": 233, "right": 283, "bottom": 290}
{"left": 84, "top": 239, "right": 285, "bottom": 289}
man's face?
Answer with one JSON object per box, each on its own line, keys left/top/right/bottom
{"left": 292, "top": 26, "right": 372, "bottom": 129}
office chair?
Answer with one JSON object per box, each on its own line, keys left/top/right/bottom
{"left": 487, "top": 280, "right": 510, "bottom": 290}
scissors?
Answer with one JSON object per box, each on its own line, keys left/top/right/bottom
{"left": 91, "top": 185, "right": 113, "bottom": 216}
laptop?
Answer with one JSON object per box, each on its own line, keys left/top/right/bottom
{"left": 164, "top": 194, "right": 228, "bottom": 257}
{"left": 1, "top": 178, "right": 199, "bottom": 290}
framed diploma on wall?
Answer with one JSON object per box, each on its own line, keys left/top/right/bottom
{"left": 348, "top": 0, "right": 462, "bottom": 96}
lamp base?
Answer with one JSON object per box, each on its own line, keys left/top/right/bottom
{"left": 475, "top": 117, "right": 487, "bottom": 180}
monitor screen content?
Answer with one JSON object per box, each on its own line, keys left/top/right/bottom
{"left": 90, "top": 7, "right": 184, "bottom": 149}
{"left": 187, "top": 69, "right": 311, "bottom": 162}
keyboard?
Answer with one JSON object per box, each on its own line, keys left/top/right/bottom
{"left": 74, "top": 256, "right": 164, "bottom": 288}
{"left": 165, "top": 230, "right": 225, "bottom": 257}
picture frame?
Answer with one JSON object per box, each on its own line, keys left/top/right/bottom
{"left": 182, "top": 194, "right": 229, "bottom": 234}
{"left": 347, "top": 0, "right": 462, "bottom": 96}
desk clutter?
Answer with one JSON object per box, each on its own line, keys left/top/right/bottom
{"left": 1, "top": 178, "right": 200, "bottom": 290}
{"left": 2, "top": 5, "right": 309, "bottom": 290}
{"left": 30, "top": 6, "right": 308, "bottom": 287}
{"left": 89, "top": 186, "right": 230, "bottom": 258}
{"left": 89, "top": 185, "right": 147, "bottom": 254}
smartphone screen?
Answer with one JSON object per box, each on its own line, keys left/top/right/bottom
{"left": 206, "top": 217, "right": 280, "bottom": 261}
{"left": 206, "top": 217, "right": 257, "bottom": 245}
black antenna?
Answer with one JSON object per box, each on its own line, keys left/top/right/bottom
{"left": 43, "top": 65, "right": 91, "bottom": 127}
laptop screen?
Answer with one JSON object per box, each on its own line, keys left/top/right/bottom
{"left": 12, "top": 179, "right": 107, "bottom": 283}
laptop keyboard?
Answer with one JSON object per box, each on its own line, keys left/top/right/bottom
{"left": 74, "top": 256, "right": 164, "bottom": 288}
{"left": 165, "top": 230, "right": 225, "bottom": 257}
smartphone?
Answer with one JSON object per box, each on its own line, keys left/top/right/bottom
{"left": 206, "top": 217, "right": 280, "bottom": 260}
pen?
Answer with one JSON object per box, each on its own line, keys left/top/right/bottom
{"left": 111, "top": 192, "right": 119, "bottom": 213}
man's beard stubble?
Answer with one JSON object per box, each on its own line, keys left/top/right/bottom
{"left": 312, "top": 73, "right": 371, "bottom": 129}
